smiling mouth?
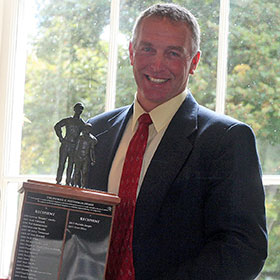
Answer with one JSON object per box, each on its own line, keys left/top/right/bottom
{"left": 146, "top": 75, "right": 170, "bottom": 84}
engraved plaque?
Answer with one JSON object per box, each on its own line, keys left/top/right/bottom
{"left": 11, "top": 181, "right": 120, "bottom": 280}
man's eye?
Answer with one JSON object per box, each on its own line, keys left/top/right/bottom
{"left": 143, "top": 47, "right": 152, "bottom": 52}
{"left": 170, "top": 51, "right": 180, "bottom": 57}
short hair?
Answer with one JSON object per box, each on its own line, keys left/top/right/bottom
{"left": 131, "top": 3, "right": 200, "bottom": 56}
{"left": 74, "top": 102, "right": 84, "bottom": 110}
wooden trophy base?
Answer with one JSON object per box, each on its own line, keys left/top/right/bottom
{"left": 10, "top": 180, "right": 120, "bottom": 280}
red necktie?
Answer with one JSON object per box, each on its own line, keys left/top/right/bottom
{"left": 106, "top": 113, "right": 152, "bottom": 280}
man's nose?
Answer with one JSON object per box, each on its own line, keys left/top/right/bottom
{"left": 150, "top": 53, "right": 165, "bottom": 72}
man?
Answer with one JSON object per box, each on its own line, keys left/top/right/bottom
{"left": 73, "top": 123, "right": 98, "bottom": 188}
{"left": 87, "top": 3, "right": 267, "bottom": 280}
{"left": 54, "top": 102, "right": 85, "bottom": 185}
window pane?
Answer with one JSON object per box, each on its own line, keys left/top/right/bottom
{"left": 116, "top": 0, "right": 220, "bottom": 110}
{"left": 20, "top": 0, "right": 111, "bottom": 175}
{"left": 260, "top": 185, "right": 280, "bottom": 279}
{"left": 227, "top": 0, "right": 280, "bottom": 175}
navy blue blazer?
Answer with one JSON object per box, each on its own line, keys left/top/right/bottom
{"left": 87, "top": 93, "right": 267, "bottom": 280}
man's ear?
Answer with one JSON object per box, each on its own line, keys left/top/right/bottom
{"left": 189, "top": 51, "right": 201, "bottom": 75}
{"left": 129, "top": 42, "right": 134, "bottom": 66}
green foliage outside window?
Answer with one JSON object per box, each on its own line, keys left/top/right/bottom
{"left": 227, "top": 0, "right": 280, "bottom": 176}
{"left": 20, "top": 0, "right": 280, "bottom": 277}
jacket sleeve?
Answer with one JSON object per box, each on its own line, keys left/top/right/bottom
{"left": 162, "top": 123, "right": 268, "bottom": 280}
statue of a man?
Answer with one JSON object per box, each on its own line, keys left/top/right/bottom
{"left": 73, "top": 123, "right": 98, "bottom": 188}
{"left": 54, "top": 102, "right": 85, "bottom": 185}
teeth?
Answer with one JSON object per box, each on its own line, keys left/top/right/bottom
{"left": 148, "top": 76, "right": 168, "bottom": 83}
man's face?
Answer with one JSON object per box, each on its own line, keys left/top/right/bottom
{"left": 129, "top": 16, "right": 200, "bottom": 112}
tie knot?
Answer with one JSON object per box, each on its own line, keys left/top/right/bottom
{"left": 138, "top": 113, "right": 152, "bottom": 125}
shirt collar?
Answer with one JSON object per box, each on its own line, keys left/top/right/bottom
{"left": 132, "top": 90, "right": 188, "bottom": 133}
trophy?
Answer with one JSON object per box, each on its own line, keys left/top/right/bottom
{"left": 10, "top": 103, "right": 119, "bottom": 280}
{"left": 54, "top": 102, "right": 97, "bottom": 188}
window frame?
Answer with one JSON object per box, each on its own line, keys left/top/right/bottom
{"left": 0, "top": 0, "right": 279, "bottom": 277}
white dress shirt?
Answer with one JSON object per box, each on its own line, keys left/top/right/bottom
{"left": 108, "top": 90, "right": 187, "bottom": 197}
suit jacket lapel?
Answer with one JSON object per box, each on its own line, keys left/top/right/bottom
{"left": 134, "top": 93, "right": 199, "bottom": 239}
{"left": 90, "top": 105, "right": 133, "bottom": 190}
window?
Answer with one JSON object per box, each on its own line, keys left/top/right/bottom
{"left": 227, "top": 0, "right": 280, "bottom": 176}
{"left": 0, "top": 0, "right": 279, "bottom": 278}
